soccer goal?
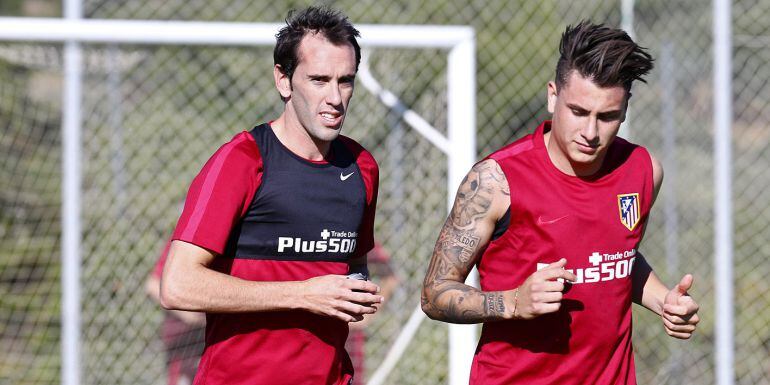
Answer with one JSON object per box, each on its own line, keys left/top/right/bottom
{"left": 0, "top": 17, "right": 476, "bottom": 385}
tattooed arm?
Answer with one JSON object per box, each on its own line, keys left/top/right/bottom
{"left": 420, "top": 159, "right": 514, "bottom": 323}
{"left": 421, "top": 159, "right": 578, "bottom": 323}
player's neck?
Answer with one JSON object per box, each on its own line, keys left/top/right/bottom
{"left": 270, "top": 115, "right": 331, "bottom": 161}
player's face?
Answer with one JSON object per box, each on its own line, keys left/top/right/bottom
{"left": 278, "top": 33, "right": 356, "bottom": 144}
{"left": 546, "top": 71, "right": 628, "bottom": 176}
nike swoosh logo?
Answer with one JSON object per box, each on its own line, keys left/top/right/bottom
{"left": 537, "top": 215, "right": 569, "bottom": 225}
{"left": 340, "top": 172, "right": 355, "bottom": 181}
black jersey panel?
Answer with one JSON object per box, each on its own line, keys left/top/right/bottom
{"left": 230, "top": 124, "right": 367, "bottom": 262}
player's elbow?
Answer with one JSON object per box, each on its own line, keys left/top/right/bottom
{"left": 158, "top": 280, "right": 176, "bottom": 310}
{"left": 420, "top": 298, "right": 433, "bottom": 318}
{"left": 420, "top": 286, "right": 440, "bottom": 320}
{"left": 159, "top": 274, "right": 187, "bottom": 310}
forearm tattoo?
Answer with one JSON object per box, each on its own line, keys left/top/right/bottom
{"left": 483, "top": 292, "right": 506, "bottom": 315}
{"left": 422, "top": 161, "right": 509, "bottom": 323}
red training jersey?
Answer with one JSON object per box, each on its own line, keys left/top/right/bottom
{"left": 172, "top": 124, "right": 378, "bottom": 385}
{"left": 470, "top": 121, "right": 654, "bottom": 385}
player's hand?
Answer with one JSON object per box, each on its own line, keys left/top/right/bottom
{"left": 298, "top": 275, "right": 383, "bottom": 323}
{"left": 512, "top": 258, "right": 576, "bottom": 320}
{"left": 662, "top": 274, "right": 700, "bottom": 339}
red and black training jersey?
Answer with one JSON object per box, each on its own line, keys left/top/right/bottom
{"left": 470, "top": 121, "right": 654, "bottom": 385}
{"left": 172, "top": 123, "right": 378, "bottom": 385}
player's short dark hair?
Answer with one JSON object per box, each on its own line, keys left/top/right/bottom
{"left": 274, "top": 6, "right": 361, "bottom": 80}
{"left": 555, "top": 21, "right": 653, "bottom": 92}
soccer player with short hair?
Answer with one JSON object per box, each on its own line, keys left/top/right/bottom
{"left": 421, "top": 21, "right": 700, "bottom": 384}
{"left": 160, "top": 7, "right": 382, "bottom": 384}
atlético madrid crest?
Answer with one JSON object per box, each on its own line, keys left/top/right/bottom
{"left": 617, "top": 193, "right": 640, "bottom": 231}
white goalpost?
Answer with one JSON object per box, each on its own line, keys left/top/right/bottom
{"left": 0, "top": 16, "right": 477, "bottom": 385}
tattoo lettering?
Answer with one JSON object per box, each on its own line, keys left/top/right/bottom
{"left": 455, "top": 231, "right": 479, "bottom": 249}
{"left": 482, "top": 292, "right": 506, "bottom": 316}
{"left": 439, "top": 229, "right": 480, "bottom": 264}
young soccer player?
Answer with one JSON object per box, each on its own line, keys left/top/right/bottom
{"left": 422, "top": 21, "right": 700, "bottom": 384}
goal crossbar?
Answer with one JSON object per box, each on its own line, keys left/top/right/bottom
{"left": 0, "top": 17, "right": 472, "bottom": 48}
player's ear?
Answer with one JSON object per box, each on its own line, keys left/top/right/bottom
{"left": 547, "top": 81, "right": 558, "bottom": 114}
{"left": 274, "top": 65, "right": 292, "bottom": 100}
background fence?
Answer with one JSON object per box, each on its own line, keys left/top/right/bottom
{"left": 1, "top": 1, "right": 769, "bottom": 384}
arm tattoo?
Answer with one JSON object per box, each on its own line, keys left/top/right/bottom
{"left": 434, "top": 229, "right": 479, "bottom": 264}
{"left": 455, "top": 163, "right": 495, "bottom": 226}
{"left": 422, "top": 160, "right": 510, "bottom": 323}
{"left": 483, "top": 292, "right": 506, "bottom": 316}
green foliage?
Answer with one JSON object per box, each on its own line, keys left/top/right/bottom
{"left": 0, "top": 0, "right": 24, "bottom": 15}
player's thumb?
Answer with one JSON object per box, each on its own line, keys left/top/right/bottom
{"left": 675, "top": 274, "right": 693, "bottom": 295}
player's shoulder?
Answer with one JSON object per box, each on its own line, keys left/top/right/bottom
{"left": 199, "top": 130, "right": 262, "bottom": 180}
{"left": 618, "top": 137, "right": 662, "bottom": 186}
{"left": 470, "top": 158, "right": 509, "bottom": 191}
{"left": 336, "top": 134, "right": 371, "bottom": 156}
{"left": 337, "top": 135, "right": 378, "bottom": 170}
{"left": 611, "top": 136, "right": 655, "bottom": 165}
{"left": 607, "top": 136, "right": 661, "bottom": 186}
{"left": 217, "top": 130, "right": 261, "bottom": 162}
{"left": 485, "top": 132, "right": 538, "bottom": 163}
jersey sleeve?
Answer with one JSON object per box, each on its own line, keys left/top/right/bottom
{"left": 171, "top": 132, "right": 263, "bottom": 255}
